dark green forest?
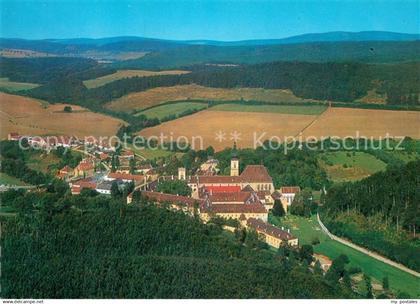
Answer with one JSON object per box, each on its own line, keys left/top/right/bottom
{"left": 114, "top": 40, "right": 420, "bottom": 69}
{"left": 1, "top": 188, "right": 354, "bottom": 298}
{"left": 1, "top": 57, "right": 418, "bottom": 109}
{"left": 321, "top": 160, "right": 420, "bottom": 271}
{"left": 0, "top": 57, "right": 114, "bottom": 84}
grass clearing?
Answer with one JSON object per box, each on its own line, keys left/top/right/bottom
{"left": 27, "top": 152, "right": 61, "bottom": 174}
{"left": 269, "top": 214, "right": 420, "bottom": 297}
{"left": 0, "top": 77, "right": 39, "bottom": 92}
{"left": 106, "top": 84, "right": 318, "bottom": 112}
{"left": 83, "top": 69, "right": 190, "bottom": 89}
{"left": 136, "top": 102, "right": 208, "bottom": 120}
{"left": 210, "top": 104, "right": 327, "bottom": 115}
{"left": 319, "top": 151, "right": 387, "bottom": 182}
{"left": 0, "top": 173, "right": 27, "bottom": 186}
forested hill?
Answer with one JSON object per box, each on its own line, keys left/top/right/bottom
{"left": 1, "top": 190, "right": 353, "bottom": 298}
{"left": 22, "top": 60, "right": 419, "bottom": 107}
{"left": 322, "top": 160, "right": 420, "bottom": 271}
{"left": 114, "top": 40, "right": 420, "bottom": 70}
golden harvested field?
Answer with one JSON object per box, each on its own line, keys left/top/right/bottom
{"left": 139, "top": 110, "right": 316, "bottom": 150}
{"left": 138, "top": 107, "right": 420, "bottom": 150}
{"left": 300, "top": 107, "right": 420, "bottom": 139}
{"left": 106, "top": 84, "right": 314, "bottom": 112}
{"left": 0, "top": 92, "right": 125, "bottom": 139}
{"left": 83, "top": 69, "right": 190, "bottom": 88}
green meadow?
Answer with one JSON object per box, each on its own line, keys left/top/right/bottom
{"left": 209, "top": 104, "right": 327, "bottom": 115}
{"left": 318, "top": 151, "right": 387, "bottom": 182}
{"left": 269, "top": 214, "right": 420, "bottom": 297}
{"left": 136, "top": 102, "right": 208, "bottom": 120}
{"left": 0, "top": 77, "right": 39, "bottom": 92}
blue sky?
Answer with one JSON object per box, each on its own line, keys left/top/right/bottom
{"left": 1, "top": 0, "right": 419, "bottom": 40}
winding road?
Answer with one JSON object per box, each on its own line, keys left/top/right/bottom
{"left": 317, "top": 213, "right": 420, "bottom": 278}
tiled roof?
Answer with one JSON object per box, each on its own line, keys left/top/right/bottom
{"left": 108, "top": 172, "right": 144, "bottom": 181}
{"left": 204, "top": 202, "right": 267, "bottom": 214}
{"left": 209, "top": 191, "right": 253, "bottom": 203}
{"left": 280, "top": 186, "right": 301, "bottom": 194}
{"left": 99, "top": 152, "right": 109, "bottom": 160}
{"left": 56, "top": 171, "right": 68, "bottom": 178}
{"left": 71, "top": 178, "right": 97, "bottom": 193}
{"left": 121, "top": 150, "right": 135, "bottom": 157}
{"left": 59, "top": 165, "right": 73, "bottom": 173}
{"left": 240, "top": 165, "right": 273, "bottom": 183}
{"left": 77, "top": 160, "right": 94, "bottom": 171}
{"left": 204, "top": 185, "right": 241, "bottom": 193}
{"left": 189, "top": 175, "right": 242, "bottom": 184}
{"left": 247, "top": 218, "right": 296, "bottom": 241}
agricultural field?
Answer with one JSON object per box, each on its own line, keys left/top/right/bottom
{"left": 269, "top": 214, "right": 420, "bottom": 298}
{"left": 106, "top": 84, "right": 317, "bottom": 112}
{"left": 0, "top": 92, "right": 125, "bottom": 139}
{"left": 0, "top": 77, "right": 39, "bottom": 92}
{"left": 138, "top": 107, "right": 420, "bottom": 151}
{"left": 139, "top": 110, "right": 316, "bottom": 150}
{"left": 210, "top": 104, "right": 327, "bottom": 115}
{"left": 0, "top": 172, "right": 27, "bottom": 186}
{"left": 83, "top": 69, "right": 190, "bottom": 88}
{"left": 318, "top": 151, "right": 387, "bottom": 182}
{"left": 136, "top": 102, "right": 208, "bottom": 120}
{"left": 300, "top": 107, "right": 420, "bottom": 140}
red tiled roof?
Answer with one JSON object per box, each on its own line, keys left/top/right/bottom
{"left": 190, "top": 175, "right": 242, "bottom": 184}
{"left": 71, "top": 179, "right": 97, "bottom": 193}
{"left": 210, "top": 191, "right": 253, "bottom": 203}
{"left": 77, "top": 160, "right": 94, "bottom": 171}
{"left": 247, "top": 218, "right": 296, "bottom": 241}
{"left": 121, "top": 150, "right": 135, "bottom": 157}
{"left": 60, "top": 165, "right": 72, "bottom": 173}
{"left": 141, "top": 191, "right": 203, "bottom": 208}
{"left": 204, "top": 185, "right": 241, "bottom": 193}
{"left": 99, "top": 152, "right": 109, "bottom": 160}
{"left": 204, "top": 202, "right": 267, "bottom": 214}
{"left": 280, "top": 186, "right": 301, "bottom": 194}
{"left": 240, "top": 165, "right": 272, "bottom": 183}
{"left": 108, "top": 172, "right": 144, "bottom": 182}
{"left": 56, "top": 171, "right": 68, "bottom": 178}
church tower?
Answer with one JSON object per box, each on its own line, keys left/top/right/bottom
{"left": 230, "top": 157, "right": 239, "bottom": 176}
{"left": 178, "top": 167, "right": 186, "bottom": 180}
{"left": 230, "top": 142, "right": 239, "bottom": 176}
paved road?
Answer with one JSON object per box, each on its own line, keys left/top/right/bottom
{"left": 317, "top": 213, "right": 420, "bottom": 278}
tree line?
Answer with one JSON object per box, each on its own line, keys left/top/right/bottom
{"left": 321, "top": 160, "right": 420, "bottom": 271}
{"left": 2, "top": 57, "right": 417, "bottom": 108}
{"left": 1, "top": 188, "right": 354, "bottom": 298}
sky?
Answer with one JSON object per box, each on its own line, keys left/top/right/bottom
{"left": 1, "top": 0, "right": 419, "bottom": 40}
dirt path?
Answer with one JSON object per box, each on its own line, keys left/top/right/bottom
{"left": 317, "top": 213, "right": 420, "bottom": 278}
{"left": 294, "top": 104, "right": 331, "bottom": 138}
